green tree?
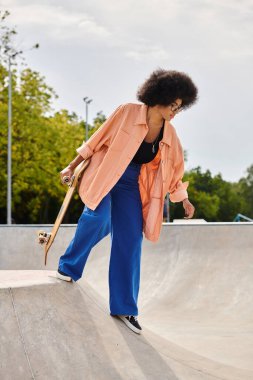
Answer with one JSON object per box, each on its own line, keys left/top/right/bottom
{"left": 0, "top": 59, "right": 107, "bottom": 223}
{"left": 170, "top": 166, "right": 247, "bottom": 222}
{"left": 236, "top": 165, "right": 253, "bottom": 219}
{"left": 170, "top": 167, "right": 220, "bottom": 221}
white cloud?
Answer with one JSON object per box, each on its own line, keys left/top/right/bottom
{"left": 3, "top": 3, "right": 112, "bottom": 42}
{"left": 125, "top": 46, "right": 169, "bottom": 61}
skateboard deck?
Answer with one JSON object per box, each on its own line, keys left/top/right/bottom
{"left": 38, "top": 158, "right": 91, "bottom": 266}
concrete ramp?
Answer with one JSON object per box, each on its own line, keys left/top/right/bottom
{"left": 0, "top": 269, "right": 251, "bottom": 380}
{"left": 0, "top": 271, "right": 218, "bottom": 380}
{"left": 0, "top": 223, "right": 253, "bottom": 379}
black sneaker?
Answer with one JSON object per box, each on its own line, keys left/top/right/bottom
{"left": 56, "top": 269, "right": 72, "bottom": 282}
{"left": 118, "top": 315, "right": 142, "bottom": 334}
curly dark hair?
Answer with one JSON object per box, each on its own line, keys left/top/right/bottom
{"left": 136, "top": 68, "right": 198, "bottom": 110}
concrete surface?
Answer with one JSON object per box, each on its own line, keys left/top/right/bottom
{"left": 173, "top": 219, "right": 207, "bottom": 223}
{"left": 0, "top": 223, "right": 253, "bottom": 379}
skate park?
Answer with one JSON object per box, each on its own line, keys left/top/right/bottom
{"left": 1, "top": 222, "right": 253, "bottom": 380}
{"left": 1, "top": 0, "right": 253, "bottom": 378}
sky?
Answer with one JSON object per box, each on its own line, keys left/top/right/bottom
{"left": 1, "top": 0, "right": 253, "bottom": 182}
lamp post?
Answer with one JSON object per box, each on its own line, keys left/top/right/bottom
{"left": 7, "top": 54, "right": 12, "bottom": 225}
{"left": 83, "top": 97, "right": 93, "bottom": 141}
{"left": 5, "top": 43, "right": 39, "bottom": 224}
{"left": 165, "top": 194, "right": 170, "bottom": 222}
{"left": 6, "top": 49, "right": 22, "bottom": 225}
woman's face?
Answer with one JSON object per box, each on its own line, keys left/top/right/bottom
{"left": 159, "top": 98, "right": 183, "bottom": 121}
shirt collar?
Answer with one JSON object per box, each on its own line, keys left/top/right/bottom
{"left": 134, "top": 103, "right": 173, "bottom": 147}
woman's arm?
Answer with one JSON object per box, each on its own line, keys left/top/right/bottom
{"left": 68, "top": 154, "right": 84, "bottom": 170}
{"left": 60, "top": 104, "right": 125, "bottom": 184}
{"left": 60, "top": 154, "right": 84, "bottom": 184}
{"left": 168, "top": 139, "right": 195, "bottom": 218}
{"left": 182, "top": 198, "right": 195, "bottom": 219}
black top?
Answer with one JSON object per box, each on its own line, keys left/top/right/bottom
{"left": 131, "top": 121, "right": 164, "bottom": 164}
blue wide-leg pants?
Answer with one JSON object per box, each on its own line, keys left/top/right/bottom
{"left": 58, "top": 161, "right": 143, "bottom": 316}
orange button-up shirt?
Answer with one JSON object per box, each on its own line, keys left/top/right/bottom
{"left": 76, "top": 103, "right": 189, "bottom": 242}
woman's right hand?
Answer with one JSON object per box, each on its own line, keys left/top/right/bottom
{"left": 60, "top": 165, "right": 74, "bottom": 185}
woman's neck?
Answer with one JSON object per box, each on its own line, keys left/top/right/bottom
{"left": 146, "top": 106, "right": 164, "bottom": 130}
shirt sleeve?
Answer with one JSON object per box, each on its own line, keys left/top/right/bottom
{"left": 76, "top": 104, "right": 125, "bottom": 160}
{"left": 168, "top": 139, "right": 189, "bottom": 203}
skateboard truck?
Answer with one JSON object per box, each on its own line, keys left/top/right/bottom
{"left": 38, "top": 231, "right": 52, "bottom": 245}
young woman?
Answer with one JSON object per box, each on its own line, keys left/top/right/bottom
{"left": 57, "top": 68, "right": 198, "bottom": 334}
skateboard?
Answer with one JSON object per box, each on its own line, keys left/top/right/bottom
{"left": 38, "top": 158, "right": 91, "bottom": 266}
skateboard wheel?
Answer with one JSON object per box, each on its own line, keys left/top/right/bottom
{"left": 63, "top": 176, "right": 70, "bottom": 183}
{"left": 37, "top": 231, "right": 51, "bottom": 244}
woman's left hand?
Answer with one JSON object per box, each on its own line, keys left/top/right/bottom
{"left": 182, "top": 198, "right": 195, "bottom": 219}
